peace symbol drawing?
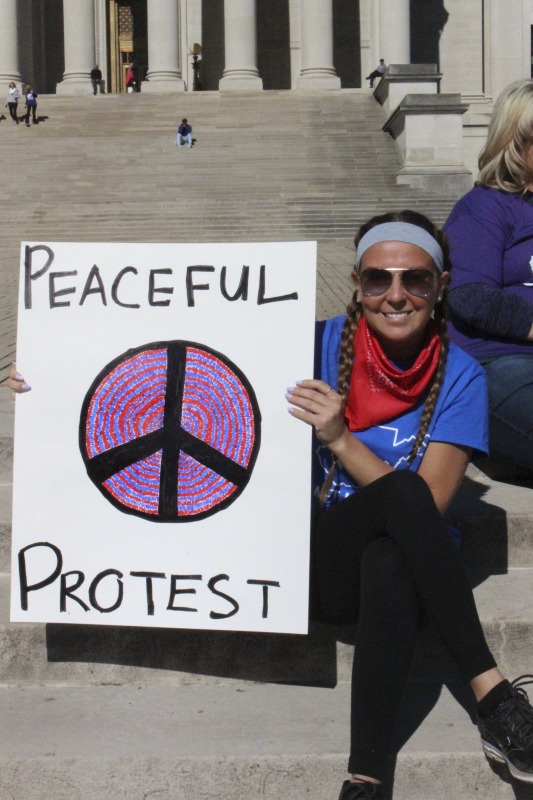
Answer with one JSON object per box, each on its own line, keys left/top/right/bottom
{"left": 79, "top": 341, "right": 261, "bottom": 522}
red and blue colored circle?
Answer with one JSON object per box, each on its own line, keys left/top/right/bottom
{"left": 79, "top": 341, "right": 261, "bottom": 522}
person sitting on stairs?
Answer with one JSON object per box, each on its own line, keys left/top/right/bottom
{"left": 176, "top": 118, "right": 193, "bottom": 148}
{"left": 365, "top": 59, "right": 387, "bottom": 89}
{"left": 286, "top": 209, "right": 533, "bottom": 800}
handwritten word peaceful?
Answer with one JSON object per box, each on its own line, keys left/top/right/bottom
{"left": 24, "top": 245, "right": 299, "bottom": 310}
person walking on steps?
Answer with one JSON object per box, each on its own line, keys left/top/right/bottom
{"left": 24, "top": 86, "right": 37, "bottom": 126}
{"left": 176, "top": 118, "right": 193, "bottom": 148}
{"left": 286, "top": 209, "right": 533, "bottom": 800}
{"left": 365, "top": 59, "right": 387, "bottom": 88}
{"left": 6, "top": 82, "right": 20, "bottom": 123}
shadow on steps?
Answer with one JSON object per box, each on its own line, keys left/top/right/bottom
{"left": 45, "top": 619, "right": 340, "bottom": 687}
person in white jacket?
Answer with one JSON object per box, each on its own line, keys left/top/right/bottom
{"left": 6, "top": 82, "right": 20, "bottom": 124}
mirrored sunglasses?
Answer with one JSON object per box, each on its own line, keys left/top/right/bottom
{"left": 359, "top": 267, "right": 438, "bottom": 298}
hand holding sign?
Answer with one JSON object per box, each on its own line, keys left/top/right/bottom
{"left": 5, "top": 363, "right": 31, "bottom": 393}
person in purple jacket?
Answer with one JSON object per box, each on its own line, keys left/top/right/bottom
{"left": 23, "top": 85, "right": 38, "bottom": 127}
{"left": 444, "top": 79, "right": 533, "bottom": 471}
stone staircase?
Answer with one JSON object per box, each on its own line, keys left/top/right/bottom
{"left": 1, "top": 90, "right": 532, "bottom": 800}
{"left": 0, "top": 89, "right": 458, "bottom": 376}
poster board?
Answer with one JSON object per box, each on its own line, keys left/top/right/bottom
{"left": 10, "top": 241, "right": 316, "bottom": 634}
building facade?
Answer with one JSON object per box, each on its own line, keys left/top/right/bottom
{"left": 1, "top": 0, "right": 533, "bottom": 101}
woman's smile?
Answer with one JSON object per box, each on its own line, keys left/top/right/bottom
{"left": 381, "top": 310, "right": 411, "bottom": 319}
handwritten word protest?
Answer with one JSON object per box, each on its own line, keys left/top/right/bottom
{"left": 19, "top": 542, "right": 280, "bottom": 621}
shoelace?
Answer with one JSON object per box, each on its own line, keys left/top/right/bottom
{"left": 502, "top": 675, "right": 533, "bottom": 749}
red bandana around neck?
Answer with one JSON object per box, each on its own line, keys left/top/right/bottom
{"left": 344, "top": 317, "right": 441, "bottom": 431}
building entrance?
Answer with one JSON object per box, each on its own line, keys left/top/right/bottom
{"left": 107, "top": 0, "right": 147, "bottom": 92}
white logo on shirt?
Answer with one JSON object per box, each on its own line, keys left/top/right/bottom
{"left": 526, "top": 256, "right": 533, "bottom": 286}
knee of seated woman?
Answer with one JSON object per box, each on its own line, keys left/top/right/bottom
{"left": 361, "top": 536, "right": 407, "bottom": 575}
{"left": 370, "top": 470, "right": 439, "bottom": 521}
{"left": 376, "top": 468, "right": 430, "bottom": 498}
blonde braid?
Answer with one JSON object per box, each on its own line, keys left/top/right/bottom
{"left": 337, "top": 295, "right": 361, "bottom": 401}
{"left": 406, "top": 301, "right": 449, "bottom": 465}
{"left": 317, "top": 295, "right": 361, "bottom": 506}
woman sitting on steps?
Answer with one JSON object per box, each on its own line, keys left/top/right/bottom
{"left": 286, "top": 210, "right": 533, "bottom": 799}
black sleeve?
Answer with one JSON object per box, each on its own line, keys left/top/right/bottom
{"left": 448, "top": 283, "right": 533, "bottom": 340}
{"left": 314, "top": 320, "right": 325, "bottom": 379}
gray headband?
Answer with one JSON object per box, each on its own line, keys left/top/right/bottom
{"left": 355, "top": 222, "right": 444, "bottom": 273}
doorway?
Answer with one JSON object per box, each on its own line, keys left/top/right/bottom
{"left": 107, "top": 0, "right": 147, "bottom": 92}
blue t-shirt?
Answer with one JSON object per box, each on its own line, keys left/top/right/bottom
{"left": 314, "top": 316, "right": 489, "bottom": 514}
{"left": 444, "top": 184, "right": 533, "bottom": 358}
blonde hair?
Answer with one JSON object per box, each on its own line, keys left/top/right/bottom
{"left": 318, "top": 210, "right": 450, "bottom": 506}
{"left": 478, "top": 79, "right": 533, "bottom": 192}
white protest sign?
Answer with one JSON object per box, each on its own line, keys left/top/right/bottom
{"left": 10, "top": 241, "right": 316, "bottom": 633}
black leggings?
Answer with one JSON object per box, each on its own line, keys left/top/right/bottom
{"left": 314, "top": 470, "right": 496, "bottom": 779}
{"left": 25, "top": 104, "right": 36, "bottom": 124}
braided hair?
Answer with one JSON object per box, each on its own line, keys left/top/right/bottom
{"left": 318, "top": 210, "right": 450, "bottom": 506}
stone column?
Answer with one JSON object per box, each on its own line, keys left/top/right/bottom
{"left": 56, "top": 0, "right": 96, "bottom": 95}
{"left": 219, "top": 0, "right": 262, "bottom": 91}
{"left": 379, "top": 0, "right": 410, "bottom": 64}
{"left": 289, "top": 0, "right": 301, "bottom": 89}
{"left": 143, "top": 0, "right": 185, "bottom": 92}
{"left": 94, "top": 0, "right": 108, "bottom": 92}
{"left": 0, "top": 0, "right": 21, "bottom": 84}
{"left": 297, "top": 0, "right": 340, "bottom": 90}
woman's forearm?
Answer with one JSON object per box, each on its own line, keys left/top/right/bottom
{"left": 448, "top": 283, "right": 533, "bottom": 340}
{"left": 327, "top": 427, "right": 394, "bottom": 488}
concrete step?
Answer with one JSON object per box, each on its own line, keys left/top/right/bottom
{"left": 0, "top": 485, "right": 10, "bottom": 571}
{"left": 1, "top": 568, "right": 532, "bottom": 686}
{"left": 0, "top": 681, "right": 528, "bottom": 799}
{"left": 0, "top": 393, "right": 13, "bottom": 485}
{"left": 448, "top": 464, "right": 533, "bottom": 569}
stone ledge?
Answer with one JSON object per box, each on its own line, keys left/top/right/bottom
{"left": 381, "top": 94, "right": 472, "bottom": 195}
{"left": 383, "top": 94, "right": 469, "bottom": 139}
{"left": 374, "top": 64, "right": 443, "bottom": 117}
{"left": 374, "top": 63, "right": 442, "bottom": 104}
{"left": 395, "top": 168, "right": 473, "bottom": 196}
{"left": 386, "top": 63, "right": 442, "bottom": 78}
